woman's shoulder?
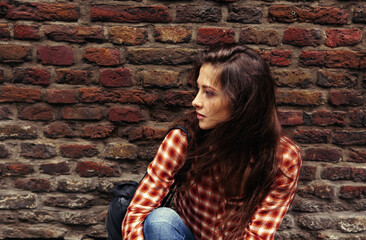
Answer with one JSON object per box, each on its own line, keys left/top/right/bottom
{"left": 276, "top": 135, "right": 302, "bottom": 179}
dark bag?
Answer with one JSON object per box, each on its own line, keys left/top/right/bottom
{"left": 105, "top": 125, "right": 189, "bottom": 240}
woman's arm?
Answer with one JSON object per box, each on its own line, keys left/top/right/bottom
{"left": 245, "top": 137, "right": 302, "bottom": 240}
{"left": 122, "top": 129, "right": 188, "bottom": 240}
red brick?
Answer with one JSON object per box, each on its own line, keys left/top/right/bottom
{"left": 304, "top": 147, "right": 343, "bottom": 163}
{"left": 165, "top": 91, "right": 195, "bottom": 107}
{"left": 293, "top": 129, "right": 331, "bottom": 144}
{"left": 325, "top": 28, "right": 362, "bottom": 47}
{"left": 154, "top": 26, "right": 192, "bottom": 43}
{"left": 40, "top": 162, "right": 70, "bottom": 175}
{"left": 15, "top": 178, "right": 52, "bottom": 192}
{"left": 0, "top": 86, "right": 41, "bottom": 103}
{"left": 309, "top": 110, "right": 347, "bottom": 127}
{"left": 262, "top": 50, "right": 291, "bottom": 66}
{"left": 239, "top": 27, "right": 279, "bottom": 46}
{"left": 0, "top": 23, "right": 10, "bottom": 40}
{"left": 321, "top": 167, "right": 351, "bottom": 181}
{"left": 6, "top": 2, "right": 79, "bottom": 21}
{"left": 0, "top": 106, "right": 11, "bottom": 120}
{"left": 176, "top": 5, "right": 221, "bottom": 23}
{"left": 339, "top": 185, "right": 366, "bottom": 199}
{"left": 349, "top": 110, "right": 366, "bottom": 127}
{"left": 197, "top": 28, "right": 235, "bottom": 45}
{"left": 60, "top": 144, "right": 98, "bottom": 158}
{"left": 329, "top": 90, "right": 363, "bottom": 106}
{"left": 100, "top": 68, "right": 133, "bottom": 87}
{"left": 81, "top": 125, "right": 115, "bottom": 139}
{"left": 78, "top": 88, "right": 158, "bottom": 105}
{"left": 273, "top": 70, "right": 311, "bottom": 88}
{"left": 299, "top": 51, "right": 326, "bottom": 67}
{"left": 108, "top": 107, "right": 143, "bottom": 123}
{"left": 124, "top": 126, "right": 166, "bottom": 142}
{"left": 277, "top": 111, "right": 303, "bottom": 126}
{"left": 349, "top": 148, "right": 366, "bottom": 163}
{"left": 333, "top": 131, "right": 366, "bottom": 146}
{"left": 18, "top": 104, "right": 56, "bottom": 121}
{"left": 46, "top": 89, "right": 76, "bottom": 104}
{"left": 44, "top": 123, "right": 75, "bottom": 139}
{"left": 127, "top": 48, "right": 196, "bottom": 65}
{"left": 276, "top": 90, "right": 323, "bottom": 106}
{"left": 14, "top": 68, "right": 50, "bottom": 86}
{"left": 91, "top": 5, "right": 170, "bottom": 23}
{"left": 20, "top": 143, "right": 56, "bottom": 159}
{"left": 0, "top": 45, "right": 32, "bottom": 63}
{"left": 317, "top": 71, "right": 357, "bottom": 88}
{"left": 37, "top": 46, "right": 74, "bottom": 66}
{"left": 13, "top": 24, "right": 40, "bottom": 40}
{"left": 300, "top": 50, "right": 364, "bottom": 69}
{"left": 283, "top": 27, "right": 321, "bottom": 46}
{"left": 228, "top": 6, "right": 262, "bottom": 24}
{"left": 4, "top": 163, "right": 34, "bottom": 176}
{"left": 299, "top": 165, "right": 317, "bottom": 181}
{"left": 109, "top": 26, "right": 147, "bottom": 45}
{"left": 44, "top": 25, "right": 104, "bottom": 43}
{"left": 56, "top": 69, "right": 90, "bottom": 85}
{"left": 62, "top": 107, "right": 104, "bottom": 120}
{"left": 77, "top": 161, "right": 120, "bottom": 177}
{"left": 84, "top": 47, "right": 119, "bottom": 66}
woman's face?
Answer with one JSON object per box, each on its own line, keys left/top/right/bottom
{"left": 192, "top": 64, "right": 232, "bottom": 130}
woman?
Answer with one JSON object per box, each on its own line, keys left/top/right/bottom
{"left": 122, "top": 44, "right": 302, "bottom": 240}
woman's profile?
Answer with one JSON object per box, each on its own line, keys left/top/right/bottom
{"left": 120, "top": 43, "right": 302, "bottom": 240}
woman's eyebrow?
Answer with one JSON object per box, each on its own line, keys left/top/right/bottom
{"left": 197, "top": 83, "right": 218, "bottom": 92}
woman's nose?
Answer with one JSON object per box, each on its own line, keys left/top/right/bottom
{"left": 192, "top": 95, "right": 202, "bottom": 109}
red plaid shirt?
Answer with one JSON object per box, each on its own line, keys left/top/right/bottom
{"left": 122, "top": 129, "right": 302, "bottom": 240}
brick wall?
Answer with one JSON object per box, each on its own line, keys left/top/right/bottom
{"left": 0, "top": 0, "right": 365, "bottom": 239}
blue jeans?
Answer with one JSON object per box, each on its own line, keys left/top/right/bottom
{"left": 143, "top": 207, "right": 196, "bottom": 240}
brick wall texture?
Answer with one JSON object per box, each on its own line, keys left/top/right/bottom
{"left": 0, "top": 0, "right": 365, "bottom": 239}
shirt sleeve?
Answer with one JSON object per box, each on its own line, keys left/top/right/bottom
{"left": 122, "top": 129, "right": 188, "bottom": 240}
{"left": 244, "top": 137, "right": 302, "bottom": 240}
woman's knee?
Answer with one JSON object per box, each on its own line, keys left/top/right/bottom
{"left": 144, "top": 207, "right": 180, "bottom": 225}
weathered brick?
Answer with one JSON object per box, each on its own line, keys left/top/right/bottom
{"left": 351, "top": 168, "right": 366, "bottom": 182}
{"left": 329, "top": 90, "right": 363, "bottom": 106}
{"left": 268, "top": 5, "right": 297, "bottom": 23}
{"left": 124, "top": 126, "right": 166, "bottom": 142}
{"left": 46, "top": 89, "right": 76, "bottom": 104}
{"left": 44, "top": 123, "right": 75, "bottom": 138}
{"left": 165, "top": 91, "right": 195, "bottom": 107}
{"left": 60, "top": 144, "right": 98, "bottom": 158}
{"left": 79, "top": 87, "right": 158, "bottom": 105}
{"left": 5, "top": 2, "right": 79, "bottom": 21}
{"left": 317, "top": 71, "right": 357, "bottom": 88}
{"left": 349, "top": 148, "right": 366, "bottom": 163}
{"left": 0, "top": 125, "right": 37, "bottom": 140}
{"left": 58, "top": 178, "right": 97, "bottom": 193}
{"left": 140, "top": 69, "right": 179, "bottom": 88}
{"left": 0, "top": 144, "right": 9, "bottom": 158}
{"left": 109, "top": 26, "right": 147, "bottom": 45}
{"left": 291, "top": 198, "right": 324, "bottom": 213}
{"left": 0, "top": 45, "right": 32, "bottom": 63}
{"left": 20, "top": 143, "right": 56, "bottom": 159}
{"left": 293, "top": 129, "right": 331, "bottom": 143}
{"left": 154, "top": 26, "right": 192, "bottom": 43}
{"left": 337, "top": 217, "right": 366, "bottom": 233}
{"left": 84, "top": 47, "right": 119, "bottom": 66}
{"left": 3, "top": 163, "right": 34, "bottom": 176}
{"left": 44, "top": 195, "right": 94, "bottom": 209}
{"left": 228, "top": 5, "right": 262, "bottom": 23}
{"left": 277, "top": 111, "right": 303, "bottom": 126}
{"left": 273, "top": 70, "right": 311, "bottom": 88}
{"left": 283, "top": 27, "right": 321, "bottom": 46}
{"left": 62, "top": 106, "right": 104, "bottom": 120}
{"left": 91, "top": 5, "right": 170, "bottom": 23}
{"left": 339, "top": 185, "right": 366, "bottom": 199}
{"left": 56, "top": 69, "right": 90, "bottom": 85}
{"left": 128, "top": 48, "right": 196, "bottom": 65}
{"left": 77, "top": 161, "right": 120, "bottom": 177}
{"left": 308, "top": 110, "right": 347, "bottom": 127}
{"left": 353, "top": 8, "right": 366, "bottom": 23}
{"left": 100, "top": 68, "right": 133, "bottom": 87}
{"left": 18, "top": 104, "right": 56, "bottom": 121}
{"left": 104, "top": 143, "right": 138, "bottom": 160}
{"left": 81, "top": 125, "right": 115, "bottom": 139}
{"left": 197, "top": 28, "right": 235, "bottom": 45}
{"left": 0, "top": 68, "right": 4, "bottom": 83}
{"left": 314, "top": 185, "right": 335, "bottom": 199}
{"left": 299, "top": 50, "right": 326, "bottom": 66}
{"left": 14, "top": 68, "right": 50, "bottom": 86}
{"left": 321, "top": 167, "right": 351, "bottom": 181}
{"left": 0, "top": 106, "right": 12, "bottom": 120}
{"left": 350, "top": 110, "right": 366, "bottom": 127}
{"left": 40, "top": 162, "right": 70, "bottom": 175}
{"left": 276, "top": 90, "right": 323, "bottom": 106}
{"left": 15, "top": 178, "right": 53, "bottom": 192}
{"left": 0, "top": 23, "right": 10, "bottom": 40}
{"left": 18, "top": 210, "right": 58, "bottom": 223}
{"left": 333, "top": 131, "right": 366, "bottom": 146}
{"left": 298, "top": 215, "right": 334, "bottom": 230}
{"left": 325, "top": 28, "right": 362, "bottom": 47}
{"left": 176, "top": 5, "right": 221, "bottom": 23}
{"left": 1, "top": 225, "right": 67, "bottom": 239}
{"left": 108, "top": 107, "right": 143, "bottom": 123}
{"left": 304, "top": 147, "right": 342, "bottom": 163}
{"left": 0, "top": 194, "right": 37, "bottom": 209}
{"left": 37, "top": 46, "right": 74, "bottom": 66}
{"left": 0, "top": 212, "right": 17, "bottom": 223}
{"left": 262, "top": 50, "right": 292, "bottom": 66}
{"left": 13, "top": 24, "right": 40, "bottom": 40}
{"left": 60, "top": 211, "right": 98, "bottom": 225}
{"left": 0, "top": 86, "right": 42, "bottom": 103}
{"left": 239, "top": 27, "right": 279, "bottom": 46}
{"left": 44, "top": 25, "right": 104, "bottom": 43}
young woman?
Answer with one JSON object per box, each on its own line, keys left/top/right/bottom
{"left": 122, "top": 44, "right": 302, "bottom": 240}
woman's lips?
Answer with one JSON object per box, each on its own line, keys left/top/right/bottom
{"left": 197, "top": 113, "right": 205, "bottom": 120}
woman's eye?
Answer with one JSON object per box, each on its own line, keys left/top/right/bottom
{"left": 205, "top": 90, "right": 216, "bottom": 96}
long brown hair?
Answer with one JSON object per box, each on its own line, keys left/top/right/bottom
{"left": 175, "top": 44, "right": 282, "bottom": 238}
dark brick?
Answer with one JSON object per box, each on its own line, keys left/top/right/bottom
{"left": 339, "top": 185, "right": 366, "bottom": 199}
{"left": 77, "top": 161, "right": 120, "bottom": 177}
{"left": 309, "top": 110, "right": 347, "bottom": 127}
{"left": 317, "top": 71, "right": 357, "bottom": 88}
{"left": 333, "top": 131, "right": 366, "bottom": 146}
{"left": 305, "top": 147, "right": 343, "bottom": 163}
{"left": 0, "top": 23, "right": 10, "bottom": 40}
{"left": 13, "top": 24, "right": 40, "bottom": 40}
{"left": 314, "top": 185, "right": 335, "bottom": 199}
{"left": 165, "top": 91, "right": 195, "bottom": 107}
{"left": 108, "top": 107, "right": 143, "bottom": 123}
{"left": 0, "top": 106, "right": 12, "bottom": 120}
{"left": 273, "top": 70, "right": 311, "bottom": 88}
{"left": 62, "top": 107, "right": 104, "bottom": 120}
{"left": 44, "top": 25, "right": 104, "bottom": 43}
{"left": 262, "top": 50, "right": 291, "bottom": 67}
{"left": 37, "top": 46, "right": 74, "bottom": 66}
{"left": 128, "top": 48, "right": 196, "bottom": 65}
{"left": 4, "top": 163, "right": 34, "bottom": 176}
{"left": 20, "top": 143, "right": 57, "bottom": 159}
{"left": 109, "top": 26, "right": 147, "bottom": 45}
{"left": 321, "top": 167, "right": 351, "bottom": 181}
{"left": 176, "top": 5, "right": 221, "bottom": 23}
{"left": 349, "top": 110, "right": 366, "bottom": 127}
{"left": 0, "top": 45, "right": 32, "bottom": 63}
{"left": 18, "top": 104, "right": 56, "bottom": 121}
{"left": 277, "top": 111, "right": 303, "bottom": 126}
{"left": 329, "top": 90, "right": 363, "bottom": 106}
{"left": 81, "top": 125, "right": 115, "bottom": 139}
{"left": 124, "top": 126, "right": 166, "bottom": 142}
{"left": 293, "top": 129, "right": 331, "bottom": 144}
{"left": 197, "top": 28, "right": 235, "bottom": 45}
{"left": 351, "top": 168, "right": 366, "bottom": 182}
{"left": 56, "top": 69, "right": 90, "bottom": 85}
{"left": 44, "top": 123, "right": 75, "bottom": 138}
{"left": 228, "top": 5, "right": 262, "bottom": 23}
{"left": 283, "top": 27, "right": 322, "bottom": 46}
{"left": 100, "top": 68, "right": 133, "bottom": 87}
{"left": 299, "top": 165, "right": 317, "bottom": 181}
{"left": 0, "top": 125, "right": 37, "bottom": 140}
{"left": 60, "top": 144, "right": 98, "bottom": 158}
{"left": 84, "top": 47, "right": 119, "bottom": 66}
{"left": 46, "top": 89, "right": 76, "bottom": 104}
{"left": 14, "top": 68, "right": 50, "bottom": 86}
{"left": 297, "top": 215, "right": 334, "bottom": 230}
{"left": 15, "top": 178, "right": 52, "bottom": 192}
{"left": 240, "top": 27, "right": 279, "bottom": 46}
{"left": 0, "top": 86, "right": 42, "bottom": 103}
{"left": 40, "top": 162, "right": 70, "bottom": 175}
{"left": 0, "top": 144, "right": 9, "bottom": 158}
{"left": 349, "top": 148, "right": 366, "bottom": 163}
{"left": 353, "top": 8, "right": 366, "bottom": 23}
